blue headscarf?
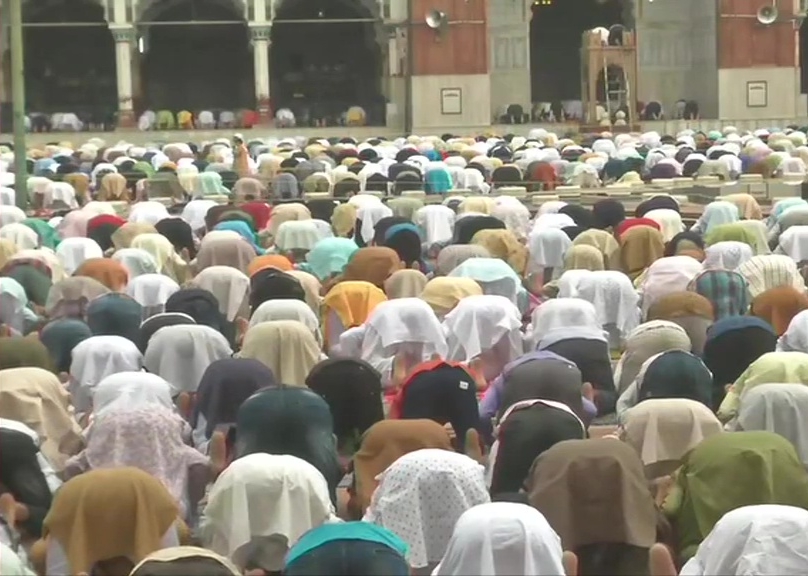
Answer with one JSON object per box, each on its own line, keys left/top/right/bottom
{"left": 213, "top": 220, "right": 265, "bottom": 255}
{"left": 285, "top": 522, "right": 408, "bottom": 572}
{"left": 305, "top": 237, "right": 359, "bottom": 281}
{"left": 448, "top": 257, "right": 529, "bottom": 314}
{"left": 425, "top": 168, "right": 453, "bottom": 194}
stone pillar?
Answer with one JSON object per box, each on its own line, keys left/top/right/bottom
{"left": 111, "top": 25, "right": 136, "bottom": 129}
{"left": 250, "top": 24, "right": 272, "bottom": 125}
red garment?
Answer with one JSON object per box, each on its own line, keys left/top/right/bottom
{"left": 387, "top": 359, "right": 476, "bottom": 419}
{"left": 240, "top": 201, "right": 272, "bottom": 231}
{"left": 527, "top": 161, "right": 557, "bottom": 192}
{"left": 242, "top": 110, "right": 259, "bottom": 128}
{"left": 615, "top": 217, "right": 661, "bottom": 238}
{"left": 86, "top": 214, "right": 126, "bottom": 233}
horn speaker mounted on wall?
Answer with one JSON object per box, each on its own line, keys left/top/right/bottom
{"left": 425, "top": 9, "right": 448, "bottom": 40}
{"left": 756, "top": 2, "right": 779, "bottom": 24}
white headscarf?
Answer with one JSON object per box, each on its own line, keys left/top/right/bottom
{"left": 537, "top": 200, "right": 567, "bottom": 215}
{"left": 111, "top": 248, "right": 159, "bottom": 278}
{"left": 644, "top": 208, "right": 685, "bottom": 241}
{"left": 737, "top": 383, "right": 808, "bottom": 467}
{"left": 126, "top": 274, "right": 181, "bottom": 317}
{"left": 639, "top": 256, "right": 703, "bottom": 315}
{"left": 704, "top": 241, "right": 754, "bottom": 270}
{"left": 531, "top": 212, "right": 575, "bottom": 233}
{"left": 181, "top": 200, "right": 219, "bottom": 231}
{"left": 680, "top": 505, "right": 808, "bottom": 576}
{"left": 363, "top": 449, "right": 490, "bottom": 569}
{"left": 48, "top": 182, "right": 79, "bottom": 209}
{"left": 575, "top": 270, "right": 641, "bottom": 339}
{"left": 0, "top": 223, "right": 38, "bottom": 250}
{"left": 527, "top": 228, "right": 572, "bottom": 272}
{"left": 189, "top": 266, "right": 250, "bottom": 321}
{"left": 128, "top": 201, "right": 170, "bottom": 225}
{"left": 527, "top": 298, "right": 607, "bottom": 350}
{"left": 202, "top": 453, "right": 337, "bottom": 571}
{"left": 55, "top": 237, "right": 103, "bottom": 275}
{"left": 92, "top": 371, "right": 175, "bottom": 416}
{"left": 433, "top": 503, "right": 565, "bottom": 576}
{"left": 556, "top": 269, "right": 593, "bottom": 298}
{"left": 0, "top": 277, "right": 35, "bottom": 334}
{"left": 357, "top": 204, "right": 393, "bottom": 243}
{"left": 275, "top": 220, "right": 323, "bottom": 252}
{"left": 415, "top": 205, "right": 455, "bottom": 245}
{"left": 777, "top": 225, "right": 808, "bottom": 262}
{"left": 779, "top": 309, "right": 808, "bottom": 352}
{"left": 691, "top": 200, "right": 740, "bottom": 235}
{"left": 69, "top": 336, "right": 143, "bottom": 413}
{"left": 492, "top": 199, "right": 531, "bottom": 241}
{"left": 360, "top": 298, "right": 447, "bottom": 383}
{"left": 0, "top": 205, "right": 25, "bottom": 226}
{"left": 143, "top": 325, "right": 233, "bottom": 395}
{"left": 442, "top": 295, "right": 523, "bottom": 363}
{"left": 250, "top": 299, "right": 322, "bottom": 345}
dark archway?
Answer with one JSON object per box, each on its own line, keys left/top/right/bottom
{"left": 271, "top": 0, "right": 385, "bottom": 126}
{"left": 22, "top": 0, "right": 116, "bottom": 116}
{"left": 530, "top": 0, "right": 625, "bottom": 103}
{"left": 139, "top": 0, "right": 254, "bottom": 112}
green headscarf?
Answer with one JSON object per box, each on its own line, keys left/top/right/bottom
{"left": 236, "top": 386, "right": 342, "bottom": 504}
{"left": 636, "top": 350, "right": 713, "bottom": 408}
{"left": 21, "top": 218, "right": 60, "bottom": 249}
{"left": 3, "top": 264, "right": 52, "bottom": 307}
{"left": 39, "top": 318, "right": 93, "bottom": 373}
{"left": 663, "top": 431, "right": 808, "bottom": 564}
{"left": 704, "top": 222, "right": 759, "bottom": 248}
{"left": 133, "top": 161, "right": 156, "bottom": 178}
{"left": 86, "top": 293, "right": 142, "bottom": 344}
{"left": 0, "top": 336, "right": 54, "bottom": 371}
{"left": 198, "top": 172, "right": 229, "bottom": 197}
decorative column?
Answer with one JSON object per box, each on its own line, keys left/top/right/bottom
{"left": 250, "top": 24, "right": 272, "bottom": 125}
{"left": 110, "top": 25, "right": 136, "bottom": 128}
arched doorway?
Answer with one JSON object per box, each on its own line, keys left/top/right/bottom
{"left": 22, "top": 0, "right": 116, "bottom": 117}
{"left": 530, "top": 0, "right": 627, "bottom": 104}
{"left": 139, "top": 0, "right": 254, "bottom": 112}
{"left": 271, "top": 0, "right": 385, "bottom": 126}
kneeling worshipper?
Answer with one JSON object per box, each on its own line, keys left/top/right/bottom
{"left": 8, "top": 129, "right": 808, "bottom": 576}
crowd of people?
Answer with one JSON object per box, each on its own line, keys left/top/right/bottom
{"left": 2, "top": 126, "right": 808, "bottom": 575}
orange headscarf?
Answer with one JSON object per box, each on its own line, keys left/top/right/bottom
{"left": 751, "top": 286, "right": 808, "bottom": 335}
{"left": 322, "top": 281, "right": 387, "bottom": 349}
{"left": 73, "top": 258, "right": 129, "bottom": 291}
{"left": 247, "top": 254, "right": 293, "bottom": 276}
{"left": 340, "top": 247, "right": 403, "bottom": 288}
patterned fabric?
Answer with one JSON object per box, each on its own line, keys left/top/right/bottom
{"left": 363, "top": 449, "right": 489, "bottom": 568}
{"left": 66, "top": 408, "right": 208, "bottom": 518}
{"left": 737, "top": 255, "right": 806, "bottom": 299}
{"left": 689, "top": 270, "right": 751, "bottom": 319}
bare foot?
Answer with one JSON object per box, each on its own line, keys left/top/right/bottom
{"left": 209, "top": 430, "right": 228, "bottom": 479}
